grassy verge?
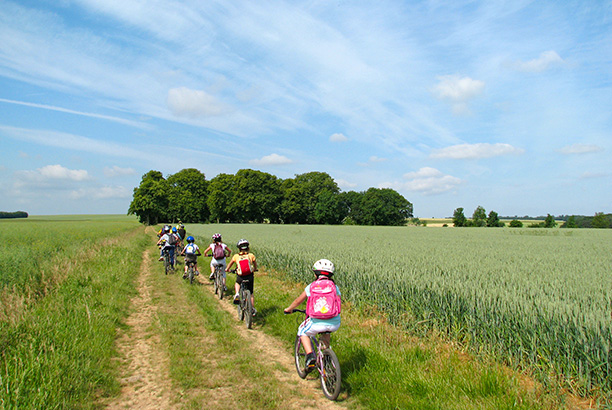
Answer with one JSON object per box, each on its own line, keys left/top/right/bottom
{"left": 252, "top": 269, "right": 577, "bottom": 410}
{"left": 0, "top": 223, "right": 147, "bottom": 409}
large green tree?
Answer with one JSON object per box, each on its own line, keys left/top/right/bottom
{"left": 592, "top": 212, "right": 611, "bottom": 228}
{"left": 207, "top": 173, "right": 237, "bottom": 223}
{"left": 231, "top": 169, "right": 281, "bottom": 223}
{"left": 128, "top": 170, "right": 168, "bottom": 225}
{"left": 359, "top": 188, "right": 413, "bottom": 226}
{"left": 313, "top": 190, "right": 348, "bottom": 224}
{"left": 472, "top": 206, "right": 487, "bottom": 227}
{"left": 167, "top": 168, "right": 209, "bottom": 223}
{"left": 280, "top": 172, "right": 340, "bottom": 224}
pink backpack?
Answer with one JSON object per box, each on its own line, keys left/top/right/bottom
{"left": 306, "top": 278, "right": 341, "bottom": 319}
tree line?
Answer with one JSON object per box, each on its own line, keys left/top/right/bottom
{"left": 0, "top": 211, "right": 28, "bottom": 219}
{"left": 128, "top": 168, "right": 413, "bottom": 226}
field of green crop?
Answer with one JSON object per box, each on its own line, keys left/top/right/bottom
{"left": 189, "top": 223, "right": 612, "bottom": 397}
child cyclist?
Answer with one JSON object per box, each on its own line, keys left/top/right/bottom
{"left": 180, "top": 236, "right": 201, "bottom": 278}
{"left": 284, "top": 259, "right": 341, "bottom": 371}
{"left": 226, "top": 239, "right": 258, "bottom": 315}
{"left": 203, "top": 233, "right": 231, "bottom": 281}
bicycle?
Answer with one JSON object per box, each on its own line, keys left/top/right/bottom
{"left": 213, "top": 264, "right": 225, "bottom": 299}
{"left": 286, "top": 309, "right": 342, "bottom": 401}
{"left": 230, "top": 269, "right": 254, "bottom": 329}
{"left": 162, "top": 247, "right": 173, "bottom": 275}
{"left": 185, "top": 260, "right": 197, "bottom": 284}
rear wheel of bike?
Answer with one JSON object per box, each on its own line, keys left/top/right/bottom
{"left": 320, "top": 348, "right": 341, "bottom": 400}
{"left": 244, "top": 289, "right": 253, "bottom": 329}
{"left": 164, "top": 251, "right": 170, "bottom": 275}
{"left": 189, "top": 266, "right": 194, "bottom": 284}
{"left": 294, "top": 336, "right": 308, "bottom": 379}
{"left": 237, "top": 289, "right": 245, "bottom": 321}
{"left": 216, "top": 268, "right": 224, "bottom": 300}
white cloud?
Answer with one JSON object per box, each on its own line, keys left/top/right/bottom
{"left": 37, "top": 165, "right": 89, "bottom": 181}
{"left": 104, "top": 166, "right": 136, "bottom": 177}
{"left": 432, "top": 75, "right": 485, "bottom": 114}
{"left": 250, "top": 153, "right": 293, "bottom": 166}
{"left": 385, "top": 167, "right": 463, "bottom": 195}
{"left": 330, "top": 133, "right": 348, "bottom": 142}
{"left": 369, "top": 156, "right": 387, "bottom": 163}
{"left": 558, "top": 143, "right": 604, "bottom": 155}
{"left": 513, "top": 51, "right": 564, "bottom": 72}
{"left": 70, "top": 186, "right": 131, "bottom": 200}
{"left": 430, "top": 143, "right": 525, "bottom": 159}
{"left": 167, "top": 87, "right": 228, "bottom": 118}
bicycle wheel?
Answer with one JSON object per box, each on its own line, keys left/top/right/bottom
{"left": 189, "top": 266, "right": 194, "bottom": 284}
{"left": 216, "top": 268, "right": 224, "bottom": 300}
{"left": 244, "top": 289, "right": 253, "bottom": 329}
{"left": 320, "top": 349, "right": 342, "bottom": 400}
{"left": 164, "top": 251, "right": 170, "bottom": 275}
{"left": 213, "top": 270, "right": 219, "bottom": 295}
{"left": 237, "top": 289, "right": 245, "bottom": 321}
{"left": 294, "top": 336, "right": 308, "bottom": 379}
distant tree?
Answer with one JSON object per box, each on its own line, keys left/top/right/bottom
{"left": 543, "top": 214, "right": 557, "bottom": 228}
{"left": 592, "top": 212, "right": 611, "bottom": 229}
{"left": 0, "top": 211, "right": 28, "bottom": 219}
{"left": 472, "top": 206, "right": 487, "bottom": 227}
{"left": 561, "top": 215, "right": 578, "bottom": 228}
{"left": 360, "top": 188, "right": 413, "bottom": 226}
{"left": 207, "top": 173, "right": 237, "bottom": 223}
{"left": 340, "top": 191, "right": 364, "bottom": 225}
{"left": 280, "top": 172, "right": 339, "bottom": 224}
{"left": 508, "top": 219, "right": 523, "bottom": 228}
{"left": 167, "top": 168, "right": 209, "bottom": 223}
{"left": 453, "top": 208, "right": 467, "bottom": 227}
{"left": 486, "top": 210, "right": 503, "bottom": 227}
{"left": 313, "top": 190, "right": 347, "bottom": 224}
{"left": 231, "top": 169, "right": 281, "bottom": 223}
{"left": 128, "top": 170, "right": 169, "bottom": 225}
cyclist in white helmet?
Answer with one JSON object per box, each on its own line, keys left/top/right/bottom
{"left": 203, "top": 233, "right": 231, "bottom": 281}
{"left": 284, "top": 259, "right": 341, "bottom": 371}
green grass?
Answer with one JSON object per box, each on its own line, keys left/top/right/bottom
{"left": 188, "top": 223, "right": 612, "bottom": 403}
{"left": 0, "top": 216, "right": 145, "bottom": 409}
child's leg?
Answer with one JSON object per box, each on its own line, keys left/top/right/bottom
{"left": 300, "top": 335, "right": 313, "bottom": 354}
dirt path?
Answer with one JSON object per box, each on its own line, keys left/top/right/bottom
{"left": 105, "top": 246, "right": 348, "bottom": 410}
{"left": 105, "top": 249, "right": 174, "bottom": 410}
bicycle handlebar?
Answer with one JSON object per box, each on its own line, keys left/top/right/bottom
{"left": 284, "top": 308, "right": 306, "bottom": 315}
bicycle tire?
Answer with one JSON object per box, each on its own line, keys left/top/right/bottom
{"left": 164, "top": 250, "right": 170, "bottom": 275}
{"left": 320, "top": 348, "right": 342, "bottom": 400}
{"left": 244, "top": 289, "right": 253, "bottom": 329}
{"left": 294, "top": 336, "right": 308, "bottom": 379}
{"left": 189, "top": 266, "right": 194, "bottom": 284}
{"left": 237, "top": 288, "right": 245, "bottom": 321}
{"left": 216, "top": 267, "right": 224, "bottom": 300}
{"left": 213, "top": 270, "right": 219, "bottom": 295}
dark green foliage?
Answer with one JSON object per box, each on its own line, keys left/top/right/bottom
{"left": 508, "top": 219, "right": 523, "bottom": 228}
{"left": 0, "top": 211, "right": 28, "bottom": 219}
{"left": 128, "top": 170, "right": 169, "bottom": 225}
{"left": 167, "top": 168, "right": 209, "bottom": 223}
{"left": 543, "top": 214, "right": 557, "bottom": 228}
{"left": 357, "top": 187, "right": 413, "bottom": 226}
{"left": 486, "top": 211, "right": 504, "bottom": 227}
{"left": 453, "top": 207, "right": 467, "bottom": 227}
{"left": 472, "top": 206, "right": 487, "bottom": 227}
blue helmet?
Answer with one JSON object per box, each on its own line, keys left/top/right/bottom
{"left": 186, "top": 236, "right": 195, "bottom": 243}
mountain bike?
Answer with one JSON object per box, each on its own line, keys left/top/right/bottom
{"left": 287, "top": 309, "right": 342, "bottom": 401}
{"left": 185, "top": 260, "right": 197, "bottom": 284}
{"left": 162, "top": 248, "right": 173, "bottom": 275}
{"left": 230, "top": 269, "right": 254, "bottom": 329}
{"left": 213, "top": 264, "right": 225, "bottom": 299}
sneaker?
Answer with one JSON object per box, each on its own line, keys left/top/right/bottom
{"left": 233, "top": 293, "right": 240, "bottom": 304}
{"left": 209, "top": 273, "right": 214, "bottom": 280}
{"left": 305, "top": 353, "right": 316, "bottom": 371}
{"left": 252, "top": 308, "right": 257, "bottom": 317}
{"left": 158, "top": 257, "right": 164, "bottom": 261}
{"left": 195, "top": 271, "right": 199, "bottom": 276}
{"left": 183, "top": 273, "right": 187, "bottom": 279}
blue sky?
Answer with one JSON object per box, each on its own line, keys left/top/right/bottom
{"left": 0, "top": 0, "right": 610, "bottom": 218}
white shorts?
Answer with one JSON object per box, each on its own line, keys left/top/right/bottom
{"left": 297, "top": 318, "right": 340, "bottom": 337}
{"left": 210, "top": 259, "right": 226, "bottom": 269}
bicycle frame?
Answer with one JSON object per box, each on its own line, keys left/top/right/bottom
{"left": 288, "top": 309, "right": 341, "bottom": 400}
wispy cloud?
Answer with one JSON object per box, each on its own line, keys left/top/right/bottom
{"left": 384, "top": 167, "right": 463, "bottom": 195}
{"left": 330, "top": 133, "right": 348, "bottom": 142}
{"left": 250, "top": 153, "right": 293, "bottom": 166}
{"left": 431, "top": 143, "right": 525, "bottom": 159}
{"left": 104, "top": 166, "right": 136, "bottom": 177}
{"left": 558, "top": 143, "right": 604, "bottom": 155}
{"left": 0, "top": 98, "right": 149, "bottom": 128}
{"left": 167, "top": 87, "right": 229, "bottom": 118}
{"left": 432, "top": 75, "right": 485, "bottom": 115}
{"left": 512, "top": 51, "right": 564, "bottom": 72}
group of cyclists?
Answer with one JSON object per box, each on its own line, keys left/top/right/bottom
{"left": 155, "top": 223, "right": 341, "bottom": 373}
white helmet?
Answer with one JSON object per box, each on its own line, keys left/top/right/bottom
{"left": 312, "top": 259, "right": 335, "bottom": 276}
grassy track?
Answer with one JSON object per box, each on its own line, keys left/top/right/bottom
{"left": 0, "top": 216, "right": 146, "bottom": 409}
